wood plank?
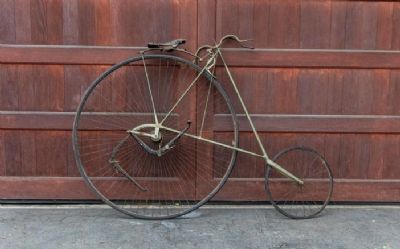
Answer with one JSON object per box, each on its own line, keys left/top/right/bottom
{"left": 30, "top": 0, "right": 48, "bottom": 44}
{"left": 15, "top": 0, "right": 32, "bottom": 44}
{"left": 63, "top": 65, "right": 102, "bottom": 111}
{"left": 255, "top": 132, "right": 400, "bottom": 180}
{"left": 226, "top": 133, "right": 259, "bottom": 178}
{"left": 297, "top": 69, "right": 330, "bottom": 114}
{"left": 367, "top": 135, "right": 385, "bottom": 179}
{"left": 2, "top": 112, "right": 400, "bottom": 133}
{"left": 376, "top": 2, "right": 393, "bottom": 49}
{"left": 345, "top": 1, "right": 378, "bottom": 49}
{"left": 178, "top": 0, "right": 198, "bottom": 51}
{"left": 0, "top": 131, "right": 6, "bottom": 176}
{"left": 94, "top": 0, "right": 112, "bottom": 45}
{"left": 213, "top": 1, "right": 395, "bottom": 50}
{"left": 2, "top": 45, "right": 400, "bottom": 68}
{"left": 392, "top": 2, "right": 400, "bottom": 49}
{"left": 300, "top": 1, "right": 331, "bottom": 49}
{"left": 216, "top": 0, "right": 255, "bottom": 42}
{"left": 0, "top": 176, "right": 194, "bottom": 200}
{"left": 67, "top": 133, "right": 80, "bottom": 177}
{"left": 0, "top": 0, "right": 15, "bottom": 44}
{"left": 330, "top": 1, "right": 347, "bottom": 49}
{"left": 214, "top": 115, "right": 400, "bottom": 133}
{"left": 77, "top": 0, "right": 96, "bottom": 45}
{"left": 17, "top": 65, "right": 36, "bottom": 110}
{"left": 110, "top": 0, "right": 175, "bottom": 46}
{"left": 0, "top": 112, "right": 176, "bottom": 130}
{"left": 333, "top": 180, "right": 400, "bottom": 201}
{"left": 62, "top": 0, "right": 79, "bottom": 45}
{"left": 35, "top": 131, "right": 68, "bottom": 176}
{"left": 0, "top": 177, "right": 96, "bottom": 199}
{"left": 389, "top": 71, "right": 400, "bottom": 115}
{"left": 3, "top": 132, "right": 21, "bottom": 176}
{"left": 0, "top": 177, "right": 399, "bottom": 201}
{"left": 19, "top": 131, "right": 37, "bottom": 176}
{"left": 0, "top": 65, "right": 18, "bottom": 110}
{"left": 267, "top": 0, "right": 300, "bottom": 48}
{"left": 46, "top": 0, "right": 63, "bottom": 44}
{"left": 0, "top": 45, "right": 142, "bottom": 65}
{"left": 220, "top": 49, "right": 400, "bottom": 69}
{"left": 252, "top": 0, "right": 270, "bottom": 48}
{"left": 382, "top": 135, "right": 400, "bottom": 179}
{"left": 30, "top": 0, "right": 63, "bottom": 44}
{"left": 32, "top": 65, "right": 65, "bottom": 111}
{"left": 211, "top": 179, "right": 400, "bottom": 201}
{"left": 198, "top": 0, "right": 216, "bottom": 45}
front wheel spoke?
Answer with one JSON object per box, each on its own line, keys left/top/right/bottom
{"left": 142, "top": 55, "right": 159, "bottom": 125}
{"left": 73, "top": 54, "right": 238, "bottom": 219}
{"left": 159, "top": 67, "right": 207, "bottom": 125}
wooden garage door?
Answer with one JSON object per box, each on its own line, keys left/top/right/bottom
{"left": 1, "top": 0, "right": 400, "bottom": 202}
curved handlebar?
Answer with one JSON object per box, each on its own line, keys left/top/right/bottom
{"left": 194, "top": 35, "right": 253, "bottom": 62}
{"left": 216, "top": 35, "right": 253, "bottom": 49}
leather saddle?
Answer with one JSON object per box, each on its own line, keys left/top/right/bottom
{"left": 147, "top": 39, "right": 186, "bottom": 52}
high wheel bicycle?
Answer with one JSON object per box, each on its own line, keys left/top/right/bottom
{"left": 72, "top": 35, "right": 333, "bottom": 219}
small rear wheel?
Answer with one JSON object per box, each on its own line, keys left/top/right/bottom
{"left": 265, "top": 146, "right": 333, "bottom": 219}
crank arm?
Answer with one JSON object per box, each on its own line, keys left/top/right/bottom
{"left": 109, "top": 135, "right": 148, "bottom": 192}
{"left": 109, "top": 159, "right": 148, "bottom": 192}
{"left": 129, "top": 133, "right": 160, "bottom": 156}
{"left": 159, "top": 121, "right": 191, "bottom": 154}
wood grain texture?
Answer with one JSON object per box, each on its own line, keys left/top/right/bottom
{"left": 214, "top": 115, "right": 400, "bottom": 133}
{"left": 0, "top": 131, "right": 71, "bottom": 177}
{"left": 19, "top": 131, "right": 37, "bottom": 176}
{"left": 199, "top": 179, "right": 400, "bottom": 201}
{"left": 211, "top": 132, "right": 400, "bottom": 180}
{"left": 0, "top": 0, "right": 197, "bottom": 46}
{"left": 0, "top": 0, "right": 16, "bottom": 44}
{"left": 0, "top": 176, "right": 198, "bottom": 200}
{"left": 3, "top": 46, "right": 400, "bottom": 69}
{"left": 0, "top": 65, "right": 18, "bottom": 111}
{"left": 0, "top": 177, "right": 96, "bottom": 199}
{"left": 217, "top": 68, "right": 400, "bottom": 115}
{"left": 2, "top": 131, "right": 21, "bottom": 176}
{"left": 35, "top": 131, "right": 68, "bottom": 176}
{"left": 0, "top": 132, "right": 6, "bottom": 176}
{"left": 213, "top": 0, "right": 400, "bottom": 50}
{"left": 2, "top": 112, "right": 400, "bottom": 134}
{"left": 0, "top": 176, "right": 399, "bottom": 201}
{"left": 0, "top": 0, "right": 399, "bottom": 202}
{"left": 30, "top": 0, "right": 63, "bottom": 44}
{"left": 300, "top": 1, "right": 331, "bottom": 49}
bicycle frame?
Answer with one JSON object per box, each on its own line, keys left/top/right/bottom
{"left": 129, "top": 39, "right": 304, "bottom": 185}
{"left": 215, "top": 47, "right": 303, "bottom": 185}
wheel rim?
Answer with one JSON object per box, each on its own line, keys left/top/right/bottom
{"left": 265, "top": 146, "right": 333, "bottom": 219}
{"left": 73, "top": 54, "right": 238, "bottom": 219}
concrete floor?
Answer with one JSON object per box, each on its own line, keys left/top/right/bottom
{"left": 0, "top": 205, "right": 399, "bottom": 249}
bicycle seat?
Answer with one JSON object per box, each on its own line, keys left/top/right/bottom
{"left": 147, "top": 39, "right": 186, "bottom": 51}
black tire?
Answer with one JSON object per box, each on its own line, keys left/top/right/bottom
{"left": 72, "top": 54, "right": 238, "bottom": 219}
{"left": 265, "top": 146, "right": 333, "bottom": 219}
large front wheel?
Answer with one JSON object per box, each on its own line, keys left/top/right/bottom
{"left": 72, "top": 54, "right": 238, "bottom": 219}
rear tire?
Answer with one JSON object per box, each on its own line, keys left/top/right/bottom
{"left": 265, "top": 146, "right": 333, "bottom": 219}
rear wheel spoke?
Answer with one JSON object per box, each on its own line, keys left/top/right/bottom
{"left": 265, "top": 146, "right": 333, "bottom": 219}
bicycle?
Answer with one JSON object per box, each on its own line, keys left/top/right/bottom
{"left": 72, "top": 35, "right": 333, "bottom": 220}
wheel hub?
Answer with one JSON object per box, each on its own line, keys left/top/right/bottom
{"left": 151, "top": 131, "right": 162, "bottom": 143}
